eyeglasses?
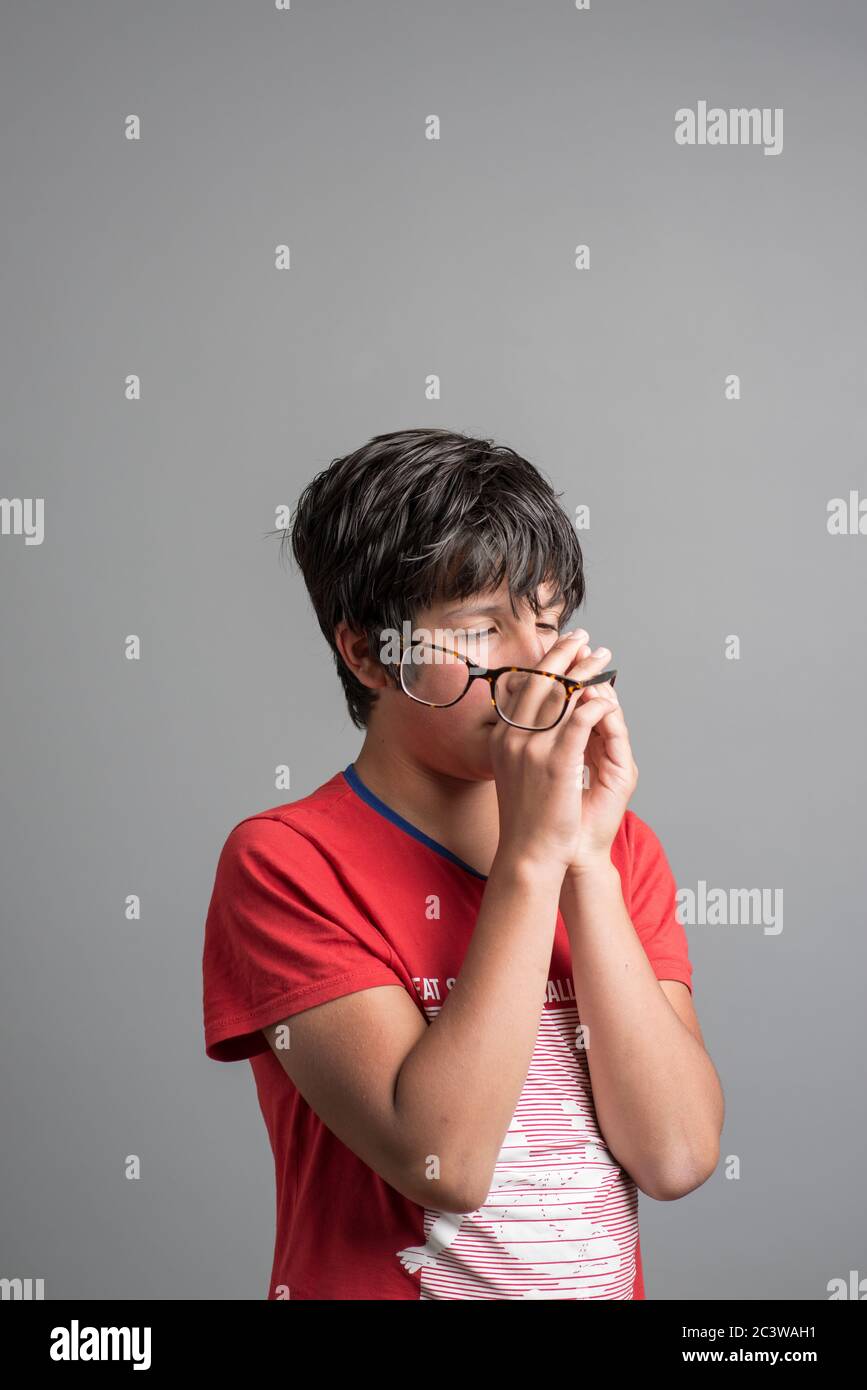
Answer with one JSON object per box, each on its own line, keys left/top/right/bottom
{"left": 394, "top": 639, "right": 617, "bottom": 732}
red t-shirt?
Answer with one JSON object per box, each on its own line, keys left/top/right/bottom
{"left": 202, "top": 763, "right": 693, "bottom": 1300}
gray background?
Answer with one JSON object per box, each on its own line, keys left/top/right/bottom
{"left": 1, "top": 0, "right": 865, "bottom": 1300}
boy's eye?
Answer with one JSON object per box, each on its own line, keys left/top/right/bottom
{"left": 465, "top": 625, "right": 559, "bottom": 636}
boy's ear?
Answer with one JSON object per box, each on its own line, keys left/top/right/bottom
{"left": 333, "top": 621, "right": 393, "bottom": 691}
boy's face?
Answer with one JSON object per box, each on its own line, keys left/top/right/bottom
{"left": 364, "top": 577, "right": 569, "bottom": 782}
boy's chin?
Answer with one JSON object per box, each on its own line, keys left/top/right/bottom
{"left": 416, "top": 725, "right": 497, "bottom": 778}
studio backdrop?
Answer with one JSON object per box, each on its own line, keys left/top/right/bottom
{"left": 1, "top": 0, "right": 865, "bottom": 1301}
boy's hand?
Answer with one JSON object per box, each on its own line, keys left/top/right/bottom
{"left": 489, "top": 631, "right": 623, "bottom": 878}
{"left": 565, "top": 640, "right": 638, "bottom": 877}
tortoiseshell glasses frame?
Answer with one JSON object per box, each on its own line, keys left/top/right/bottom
{"left": 391, "top": 639, "right": 617, "bottom": 733}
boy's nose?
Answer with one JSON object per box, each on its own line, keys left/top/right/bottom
{"left": 507, "top": 629, "right": 561, "bottom": 669}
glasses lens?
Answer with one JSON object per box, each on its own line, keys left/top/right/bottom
{"left": 399, "top": 642, "right": 470, "bottom": 706}
{"left": 494, "top": 669, "right": 569, "bottom": 730}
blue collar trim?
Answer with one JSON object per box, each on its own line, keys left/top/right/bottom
{"left": 341, "top": 763, "right": 488, "bottom": 881}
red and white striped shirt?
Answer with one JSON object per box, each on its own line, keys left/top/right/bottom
{"left": 202, "top": 763, "right": 693, "bottom": 1300}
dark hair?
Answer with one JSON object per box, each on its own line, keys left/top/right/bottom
{"left": 273, "top": 428, "right": 585, "bottom": 728}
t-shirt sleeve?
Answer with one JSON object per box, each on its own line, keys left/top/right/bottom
{"left": 624, "top": 810, "right": 694, "bottom": 994}
{"left": 202, "top": 815, "right": 405, "bottom": 1062}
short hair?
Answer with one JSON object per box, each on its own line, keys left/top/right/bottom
{"left": 277, "top": 427, "right": 585, "bottom": 728}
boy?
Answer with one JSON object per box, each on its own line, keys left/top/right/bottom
{"left": 202, "top": 427, "right": 724, "bottom": 1300}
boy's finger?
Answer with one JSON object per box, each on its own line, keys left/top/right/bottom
{"left": 556, "top": 687, "right": 616, "bottom": 746}
{"left": 571, "top": 694, "right": 633, "bottom": 768}
{"left": 565, "top": 643, "right": 613, "bottom": 683}
{"left": 534, "top": 629, "right": 591, "bottom": 676}
{"left": 503, "top": 630, "right": 592, "bottom": 726}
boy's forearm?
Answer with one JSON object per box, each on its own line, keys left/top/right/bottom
{"left": 559, "top": 864, "right": 724, "bottom": 1199}
{"left": 392, "top": 850, "right": 564, "bottom": 1212}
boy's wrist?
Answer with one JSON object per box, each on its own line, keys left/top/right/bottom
{"left": 559, "top": 858, "right": 622, "bottom": 908}
{"left": 490, "top": 845, "right": 568, "bottom": 891}
{"left": 562, "top": 853, "right": 616, "bottom": 885}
